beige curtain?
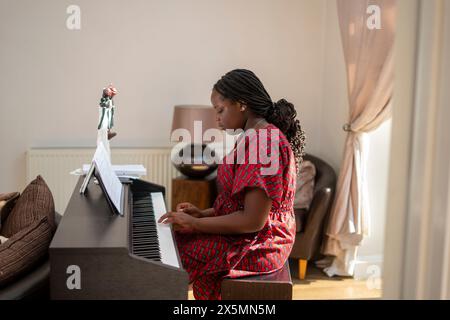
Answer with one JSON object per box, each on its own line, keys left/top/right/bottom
{"left": 320, "top": 0, "right": 397, "bottom": 276}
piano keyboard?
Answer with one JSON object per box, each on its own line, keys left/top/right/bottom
{"left": 131, "top": 191, "right": 180, "bottom": 268}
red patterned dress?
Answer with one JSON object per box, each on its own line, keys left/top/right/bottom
{"left": 175, "top": 123, "right": 297, "bottom": 300}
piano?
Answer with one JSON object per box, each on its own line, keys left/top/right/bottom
{"left": 49, "top": 176, "right": 189, "bottom": 299}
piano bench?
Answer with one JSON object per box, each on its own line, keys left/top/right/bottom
{"left": 221, "top": 261, "right": 293, "bottom": 300}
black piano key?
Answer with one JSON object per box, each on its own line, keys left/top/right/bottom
{"left": 133, "top": 245, "right": 158, "bottom": 250}
{"left": 133, "top": 205, "right": 153, "bottom": 209}
{"left": 130, "top": 192, "right": 162, "bottom": 262}
{"left": 133, "top": 233, "right": 158, "bottom": 238}
{"left": 132, "top": 239, "right": 159, "bottom": 245}
{"left": 132, "top": 216, "right": 155, "bottom": 221}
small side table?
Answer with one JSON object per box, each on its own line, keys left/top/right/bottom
{"left": 171, "top": 176, "right": 217, "bottom": 211}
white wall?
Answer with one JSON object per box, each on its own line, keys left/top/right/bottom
{"left": 0, "top": 0, "right": 326, "bottom": 192}
{"left": 317, "top": 1, "right": 348, "bottom": 171}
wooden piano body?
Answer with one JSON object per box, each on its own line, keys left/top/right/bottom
{"left": 49, "top": 177, "right": 188, "bottom": 300}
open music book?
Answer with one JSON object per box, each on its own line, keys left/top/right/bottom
{"left": 81, "top": 164, "right": 146, "bottom": 177}
{"left": 79, "top": 142, "right": 124, "bottom": 216}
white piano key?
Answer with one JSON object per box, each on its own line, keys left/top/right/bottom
{"left": 151, "top": 192, "right": 180, "bottom": 268}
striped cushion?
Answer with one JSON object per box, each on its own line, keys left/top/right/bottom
{"left": 1, "top": 176, "right": 55, "bottom": 238}
{"left": 0, "top": 216, "right": 53, "bottom": 287}
{"left": 0, "top": 192, "right": 20, "bottom": 227}
{"left": 293, "top": 160, "right": 316, "bottom": 210}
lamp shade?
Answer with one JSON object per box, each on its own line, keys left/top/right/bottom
{"left": 171, "top": 105, "right": 221, "bottom": 143}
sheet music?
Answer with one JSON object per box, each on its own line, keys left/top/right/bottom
{"left": 82, "top": 164, "right": 147, "bottom": 177}
{"left": 93, "top": 142, "right": 123, "bottom": 215}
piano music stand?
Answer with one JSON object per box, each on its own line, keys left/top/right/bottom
{"left": 79, "top": 162, "right": 123, "bottom": 216}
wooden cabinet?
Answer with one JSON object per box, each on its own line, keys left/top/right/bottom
{"left": 171, "top": 176, "right": 217, "bottom": 210}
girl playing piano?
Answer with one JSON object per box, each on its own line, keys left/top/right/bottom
{"left": 159, "top": 69, "right": 306, "bottom": 300}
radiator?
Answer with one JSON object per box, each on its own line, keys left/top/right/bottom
{"left": 26, "top": 148, "right": 180, "bottom": 214}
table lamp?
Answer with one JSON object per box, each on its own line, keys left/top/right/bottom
{"left": 170, "top": 105, "right": 222, "bottom": 178}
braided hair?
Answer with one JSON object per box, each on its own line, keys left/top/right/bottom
{"left": 213, "top": 69, "right": 306, "bottom": 171}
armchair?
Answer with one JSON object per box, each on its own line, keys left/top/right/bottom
{"left": 289, "top": 154, "right": 337, "bottom": 280}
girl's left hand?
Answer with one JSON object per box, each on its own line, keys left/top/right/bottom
{"left": 158, "top": 211, "right": 198, "bottom": 233}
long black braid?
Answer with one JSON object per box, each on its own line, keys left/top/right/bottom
{"left": 213, "top": 69, "right": 306, "bottom": 171}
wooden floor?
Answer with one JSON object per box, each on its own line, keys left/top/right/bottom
{"left": 188, "top": 259, "right": 381, "bottom": 300}
{"left": 289, "top": 261, "right": 382, "bottom": 300}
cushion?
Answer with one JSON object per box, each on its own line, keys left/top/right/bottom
{"left": 293, "top": 160, "right": 316, "bottom": 210}
{"left": 0, "top": 216, "right": 53, "bottom": 287}
{"left": 1, "top": 176, "right": 55, "bottom": 238}
{"left": 0, "top": 192, "right": 20, "bottom": 228}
